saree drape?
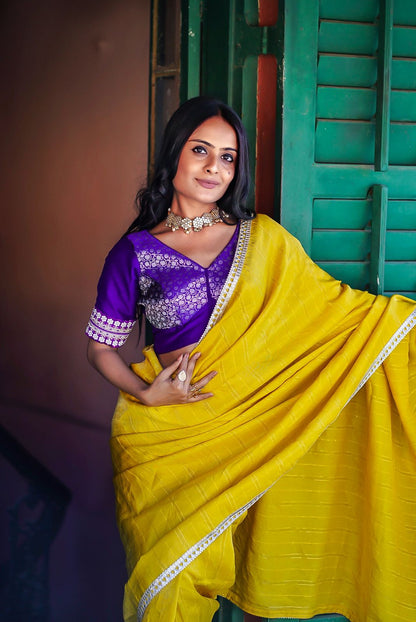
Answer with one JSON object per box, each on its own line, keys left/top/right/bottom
{"left": 111, "top": 215, "right": 416, "bottom": 622}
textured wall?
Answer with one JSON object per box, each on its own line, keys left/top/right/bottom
{"left": 0, "top": 1, "right": 150, "bottom": 620}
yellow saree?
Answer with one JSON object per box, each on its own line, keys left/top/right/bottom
{"left": 111, "top": 215, "right": 416, "bottom": 622}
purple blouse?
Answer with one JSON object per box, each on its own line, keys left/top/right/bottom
{"left": 86, "top": 225, "right": 239, "bottom": 354}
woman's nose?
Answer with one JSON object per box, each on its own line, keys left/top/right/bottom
{"left": 205, "top": 155, "right": 218, "bottom": 173}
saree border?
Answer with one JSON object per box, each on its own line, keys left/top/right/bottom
{"left": 137, "top": 303, "right": 416, "bottom": 620}
{"left": 198, "top": 219, "right": 252, "bottom": 343}
{"left": 348, "top": 307, "right": 416, "bottom": 402}
{"left": 137, "top": 490, "right": 267, "bottom": 620}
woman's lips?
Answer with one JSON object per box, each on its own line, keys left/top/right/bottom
{"left": 196, "top": 178, "right": 220, "bottom": 189}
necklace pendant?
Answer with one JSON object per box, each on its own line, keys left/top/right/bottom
{"left": 165, "top": 206, "right": 222, "bottom": 234}
{"left": 181, "top": 217, "right": 193, "bottom": 234}
{"left": 193, "top": 216, "right": 204, "bottom": 232}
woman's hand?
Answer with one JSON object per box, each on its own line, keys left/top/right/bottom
{"left": 139, "top": 352, "right": 217, "bottom": 407}
{"left": 87, "top": 340, "right": 216, "bottom": 407}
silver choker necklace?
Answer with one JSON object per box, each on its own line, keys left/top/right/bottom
{"left": 165, "top": 206, "right": 223, "bottom": 234}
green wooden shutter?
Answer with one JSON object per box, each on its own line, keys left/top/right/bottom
{"left": 281, "top": 0, "right": 416, "bottom": 300}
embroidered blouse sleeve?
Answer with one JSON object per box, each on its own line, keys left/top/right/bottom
{"left": 86, "top": 236, "right": 139, "bottom": 347}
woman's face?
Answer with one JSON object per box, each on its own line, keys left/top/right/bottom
{"left": 172, "top": 115, "right": 238, "bottom": 212}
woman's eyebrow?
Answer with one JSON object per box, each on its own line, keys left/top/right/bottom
{"left": 188, "top": 138, "right": 238, "bottom": 152}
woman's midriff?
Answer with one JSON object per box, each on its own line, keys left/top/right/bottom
{"left": 158, "top": 342, "right": 199, "bottom": 368}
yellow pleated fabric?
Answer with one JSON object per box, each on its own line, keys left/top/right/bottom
{"left": 111, "top": 215, "right": 416, "bottom": 622}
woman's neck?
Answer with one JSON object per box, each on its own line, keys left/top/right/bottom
{"left": 170, "top": 195, "right": 217, "bottom": 219}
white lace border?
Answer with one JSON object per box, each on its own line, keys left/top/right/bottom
{"left": 137, "top": 490, "right": 266, "bottom": 621}
{"left": 86, "top": 308, "right": 136, "bottom": 348}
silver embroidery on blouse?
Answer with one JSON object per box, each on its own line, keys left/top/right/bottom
{"left": 86, "top": 308, "right": 136, "bottom": 347}
{"left": 86, "top": 228, "right": 238, "bottom": 349}
{"left": 135, "top": 244, "right": 235, "bottom": 330}
{"left": 138, "top": 272, "right": 207, "bottom": 329}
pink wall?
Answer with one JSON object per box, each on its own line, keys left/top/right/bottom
{"left": 0, "top": 1, "right": 150, "bottom": 619}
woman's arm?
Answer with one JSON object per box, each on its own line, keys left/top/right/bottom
{"left": 87, "top": 339, "right": 216, "bottom": 406}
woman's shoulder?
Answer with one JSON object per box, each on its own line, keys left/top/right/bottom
{"left": 107, "top": 230, "right": 150, "bottom": 257}
{"left": 124, "top": 229, "right": 150, "bottom": 249}
{"left": 99, "top": 231, "right": 152, "bottom": 275}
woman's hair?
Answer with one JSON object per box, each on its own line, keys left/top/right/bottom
{"left": 126, "top": 96, "right": 253, "bottom": 233}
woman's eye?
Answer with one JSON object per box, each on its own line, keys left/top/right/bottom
{"left": 192, "top": 146, "right": 207, "bottom": 154}
{"left": 222, "top": 153, "right": 234, "bottom": 163}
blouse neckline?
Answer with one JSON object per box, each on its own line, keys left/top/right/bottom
{"left": 142, "top": 222, "right": 239, "bottom": 270}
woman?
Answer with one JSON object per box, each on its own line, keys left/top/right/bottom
{"left": 87, "top": 97, "right": 251, "bottom": 408}
{"left": 87, "top": 97, "right": 416, "bottom": 622}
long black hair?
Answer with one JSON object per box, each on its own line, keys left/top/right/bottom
{"left": 126, "top": 96, "right": 253, "bottom": 233}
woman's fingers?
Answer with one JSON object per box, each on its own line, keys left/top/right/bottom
{"left": 192, "top": 370, "right": 217, "bottom": 389}
{"left": 187, "top": 369, "right": 217, "bottom": 400}
{"left": 189, "top": 391, "right": 214, "bottom": 401}
{"left": 147, "top": 352, "right": 217, "bottom": 405}
{"left": 182, "top": 354, "right": 217, "bottom": 399}
{"left": 176, "top": 352, "right": 191, "bottom": 384}
{"left": 160, "top": 354, "right": 184, "bottom": 380}
{"left": 185, "top": 351, "right": 201, "bottom": 377}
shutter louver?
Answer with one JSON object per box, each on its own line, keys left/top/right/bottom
{"left": 282, "top": 0, "right": 416, "bottom": 300}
